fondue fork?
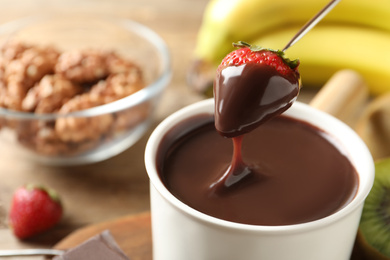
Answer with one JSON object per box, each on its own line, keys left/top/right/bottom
{"left": 282, "top": 0, "right": 341, "bottom": 51}
{"left": 0, "top": 248, "right": 64, "bottom": 257}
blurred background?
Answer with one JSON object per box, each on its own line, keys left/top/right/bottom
{"left": 0, "top": 0, "right": 389, "bottom": 259}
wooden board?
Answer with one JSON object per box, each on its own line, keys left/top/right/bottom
{"left": 53, "top": 212, "right": 152, "bottom": 260}
{"left": 53, "top": 211, "right": 386, "bottom": 260}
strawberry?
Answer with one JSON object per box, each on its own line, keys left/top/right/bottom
{"left": 214, "top": 41, "right": 301, "bottom": 137}
{"left": 217, "top": 41, "right": 300, "bottom": 77}
{"left": 8, "top": 184, "right": 63, "bottom": 240}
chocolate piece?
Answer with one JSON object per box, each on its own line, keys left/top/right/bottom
{"left": 53, "top": 230, "right": 129, "bottom": 260}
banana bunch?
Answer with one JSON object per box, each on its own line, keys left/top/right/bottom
{"left": 189, "top": 0, "right": 390, "bottom": 96}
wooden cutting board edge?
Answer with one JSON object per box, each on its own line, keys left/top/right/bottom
{"left": 53, "top": 211, "right": 152, "bottom": 260}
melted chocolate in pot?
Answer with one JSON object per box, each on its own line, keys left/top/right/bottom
{"left": 156, "top": 60, "right": 357, "bottom": 226}
{"left": 157, "top": 115, "right": 359, "bottom": 226}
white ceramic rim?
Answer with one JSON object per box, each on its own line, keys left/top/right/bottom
{"left": 0, "top": 14, "right": 172, "bottom": 119}
{"left": 145, "top": 98, "right": 375, "bottom": 235}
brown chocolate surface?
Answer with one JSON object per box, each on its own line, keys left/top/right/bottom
{"left": 157, "top": 115, "right": 359, "bottom": 226}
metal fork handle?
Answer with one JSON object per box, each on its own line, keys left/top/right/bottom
{"left": 282, "top": 0, "right": 341, "bottom": 51}
{"left": 0, "top": 248, "right": 64, "bottom": 256}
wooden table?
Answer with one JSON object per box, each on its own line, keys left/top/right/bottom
{"left": 0, "top": 0, "right": 317, "bottom": 255}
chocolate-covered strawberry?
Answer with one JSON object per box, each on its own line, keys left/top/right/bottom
{"left": 214, "top": 41, "right": 301, "bottom": 138}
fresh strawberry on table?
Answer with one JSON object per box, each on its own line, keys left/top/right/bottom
{"left": 8, "top": 184, "right": 63, "bottom": 240}
{"left": 214, "top": 41, "right": 301, "bottom": 137}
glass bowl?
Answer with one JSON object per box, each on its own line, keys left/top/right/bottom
{"left": 0, "top": 15, "right": 171, "bottom": 165}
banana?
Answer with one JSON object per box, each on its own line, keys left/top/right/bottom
{"left": 195, "top": 0, "right": 390, "bottom": 66}
{"left": 189, "top": 0, "right": 390, "bottom": 96}
{"left": 252, "top": 25, "right": 390, "bottom": 96}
